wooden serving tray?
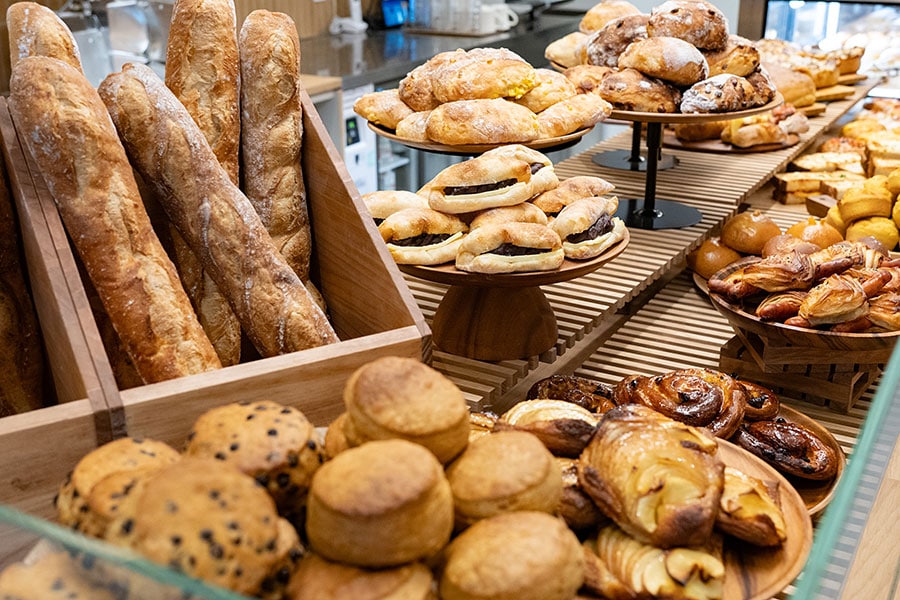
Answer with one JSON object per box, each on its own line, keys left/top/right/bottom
{"left": 663, "top": 130, "right": 800, "bottom": 154}
{"left": 815, "top": 84, "right": 857, "bottom": 102}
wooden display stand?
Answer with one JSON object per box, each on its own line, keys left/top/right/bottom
{"left": 719, "top": 335, "right": 881, "bottom": 413}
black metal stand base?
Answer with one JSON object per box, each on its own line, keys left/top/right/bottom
{"left": 615, "top": 198, "right": 703, "bottom": 230}
{"left": 592, "top": 148, "right": 678, "bottom": 172}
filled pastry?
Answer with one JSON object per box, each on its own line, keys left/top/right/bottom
{"left": 715, "top": 466, "right": 787, "bottom": 547}
{"left": 732, "top": 418, "right": 839, "bottom": 480}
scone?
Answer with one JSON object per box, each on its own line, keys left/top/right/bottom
{"left": 439, "top": 511, "right": 584, "bottom": 600}
{"left": 445, "top": 430, "right": 563, "bottom": 527}
{"left": 515, "top": 68, "right": 578, "bottom": 113}
{"left": 536, "top": 92, "right": 612, "bottom": 138}
{"left": 306, "top": 439, "right": 454, "bottom": 568}
{"left": 378, "top": 207, "right": 468, "bottom": 265}
{"left": 425, "top": 98, "right": 540, "bottom": 146}
{"left": 286, "top": 553, "right": 435, "bottom": 600}
{"left": 353, "top": 89, "right": 414, "bottom": 130}
{"left": 551, "top": 197, "right": 626, "bottom": 260}
{"left": 455, "top": 222, "right": 565, "bottom": 274}
{"left": 342, "top": 356, "right": 470, "bottom": 463}
{"left": 532, "top": 175, "right": 616, "bottom": 216}
{"left": 0, "top": 552, "right": 117, "bottom": 600}
{"left": 323, "top": 412, "right": 351, "bottom": 459}
{"left": 183, "top": 400, "right": 325, "bottom": 520}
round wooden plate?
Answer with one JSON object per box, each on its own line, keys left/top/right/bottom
{"left": 662, "top": 130, "right": 801, "bottom": 154}
{"left": 718, "top": 439, "right": 813, "bottom": 600}
{"left": 399, "top": 230, "right": 629, "bottom": 288}
{"left": 609, "top": 93, "right": 784, "bottom": 124}
{"left": 367, "top": 123, "right": 594, "bottom": 155}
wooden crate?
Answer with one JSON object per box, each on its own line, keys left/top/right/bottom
{"left": 1, "top": 89, "right": 430, "bottom": 452}
{"left": 719, "top": 335, "right": 880, "bottom": 413}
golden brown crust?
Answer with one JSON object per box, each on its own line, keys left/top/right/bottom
{"left": 99, "top": 63, "right": 339, "bottom": 357}
{"left": 469, "top": 203, "right": 549, "bottom": 229}
{"left": 431, "top": 48, "right": 536, "bottom": 103}
{"left": 704, "top": 35, "right": 761, "bottom": 77}
{"left": 516, "top": 68, "right": 578, "bottom": 113}
{"left": 497, "top": 399, "right": 600, "bottom": 457}
{"left": 557, "top": 459, "right": 607, "bottom": 530}
{"left": 598, "top": 67, "right": 682, "bottom": 113}
{"left": 579, "top": 0, "right": 642, "bottom": 33}
{"left": 455, "top": 223, "right": 564, "bottom": 274}
{"left": 536, "top": 92, "right": 612, "bottom": 138}
{"left": 762, "top": 61, "right": 816, "bottom": 107}
{"left": 11, "top": 57, "right": 221, "bottom": 383}
{"left": 286, "top": 554, "right": 435, "bottom": 600}
{"left": 425, "top": 98, "right": 540, "bottom": 146}
{"left": 672, "top": 120, "right": 727, "bottom": 142}
{"left": 617, "top": 36, "right": 709, "bottom": 86}
{"left": 526, "top": 374, "right": 616, "bottom": 413}
{"left": 240, "top": 11, "right": 313, "bottom": 284}
{"left": 545, "top": 31, "right": 589, "bottom": 69}
{"left": 584, "top": 14, "right": 649, "bottom": 69}
{"left": 532, "top": 175, "right": 616, "bottom": 215}
{"left": 378, "top": 208, "right": 468, "bottom": 266}
{"left": 552, "top": 197, "right": 626, "bottom": 260}
{"left": 7, "top": 2, "right": 82, "bottom": 73}
{"left": 732, "top": 418, "right": 839, "bottom": 480}
{"left": 563, "top": 64, "right": 615, "bottom": 94}
{"left": 736, "top": 380, "right": 781, "bottom": 421}
{"left": 647, "top": 0, "right": 729, "bottom": 51}
{"left": 362, "top": 190, "right": 429, "bottom": 221}
{"left": 716, "top": 467, "right": 787, "bottom": 547}
{"left": 394, "top": 110, "right": 432, "bottom": 141}
{"left": 352, "top": 89, "right": 415, "bottom": 130}
{"left": 399, "top": 49, "right": 468, "bottom": 112}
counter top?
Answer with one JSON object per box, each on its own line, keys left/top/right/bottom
{"left": 298, "top": 14, "right": 582, "bottom": 89}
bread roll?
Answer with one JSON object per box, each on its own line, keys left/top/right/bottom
{"left": 10, "top": 57, "right": 221, "bottom": 383}
{"left": 455, "top": 222, "right": 564, "bottom": 274}
{"left": 647, "top": 0, "right": 728, "bottom": 51}
{"left": 672, "top": 120, "right": 727, "bottom": 141}
{"left": 99, "top": 63, "right": 338, "bottom": 357}
{"left": 762, "top": 61, "right": 816, "bottom": 107}
{"left": 399, "top": 49, "right": 468, "bottom": 112}
{"left": 394, "top": 110, "right": 431, "bottom": 142}
{"left": 536, "top": 92, "right": 612, "bottom": 138}
{"left": 579, "top": 0, "right": 641, "bottom": 33}
{"left": 563, "top": 64, "right": 614, "bottom": 94}
{"left": 240, "top": 10, "right": 314, "bottom": 285}
{"left": 425, "top": 98, "right": 540, "bottom": 146}
{"left": 721, "top": 210, "right": 782, "bottom": 254}
{"left": 7, "top": 2, "right": 82, "bottom": 73}
{"left": 680, "top": 74, "right": 761, "bottom": 113}
{"left": 598, "top": 67, "right": 682, "bottom": 113}
{"left": 704, "top": 35, "right": 760, "bottom": 77}
{"left": 545, "top": 31, "right": 589, "bottom": 69}
{"left": 584, "top": 14, "right": 649, "bottom": 68}
{"left": 618, "top": 36, "right": 709, "bottom": 86}
{"left": 352, "top": 89, "right": 414, "bottom": 130}
{"left": 515, "top": 68, "right": 578, "bottom": 114}
{"left": 431, "top": 48, "right": 536, "bottom": 103}
{"left": 551, "top": 197, "right": 626, "bottom": 259}
{"left": 379, "top": 207, "right": 468, "bottom": 265}
{"left": 166, "top": 0, "right": 242, "bottom": 366}
{"left": 687, "top": 237, "right": 742, "bottom": 279}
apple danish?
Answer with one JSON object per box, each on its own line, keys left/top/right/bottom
{"left": 577, "top": 404, "right": 725, "bottom": 548}
{"left": 612, "top": 368, "right": 746, "bottom": 439}
{"left": 716, "top": 466, "right": 787, "bottom": 547}
{"left": 498, "top": 399, "right": 601, "bottom": 457}
{"left": 732, "top": 418, "right": 839, "bottom": 481}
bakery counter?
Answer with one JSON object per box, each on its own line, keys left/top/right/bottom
{"left": 298, "top": 14, "right": 582, "bottom": 90}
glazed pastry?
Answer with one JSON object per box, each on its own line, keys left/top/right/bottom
{"left": 868, "top": 292, "right": 900, "bottom": 331}
{"left": 739, "top": 251, "right": 816, "bottom": 292}
{"left": 590, "top": 524, "right": 725, "bottom": 600}
{"left": 379, "top": 207, "right": 468, "bottom": 266}
{"left": 551, "top": 197, "right": 626, "bottom": 260}
{"left": 497, "top": 399, "right": 601, "bottom": 457}
{"left": 557, "top": 457, "right": 607, "bottom": 530}
{"left": 732, "top": 418, "right": 839, "bottom": 480}
{"left": 706, "top": 255, "right": 763, "bottom": 299}
{"left": 525, "top": 373, "right": 616, "bottom": 413}
{"left": 577, "top": 404, "right": 725, "bottom": 548}
{"left": 647, "top": 0, "right": 729, "bottom": 51}
{"left": 798, "top": 274, "right": 868, "bottom": 326}
{"left": 755, "top": 291, "right": 807, "bottom": 321}
{"left": 468, "top": 411, "right": 498, "bottom": 442}
{"left": 612, "top": 368, "right": 747, "bottom": 439}
{"left": 584, "top": 14, "right": 649, "bottom": 68}
{"left": 716, "top": 466, "right": 787, "bottom": 547}
{"left": 736, "top": 381, "right": 780, "bottom": 421}
{"left": 617, "top": 36, "right": 709, "bottom": 87}
{"left": 532, "top": 175, "right": 615, "bottom": 216}
{"left": 598, "top": 67, "right": 682, "bottom": 113}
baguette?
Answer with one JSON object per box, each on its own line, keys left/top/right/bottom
{"left": 239, "top": 10, "right": 312, "bottom": 282}
{"left": 166, "top": 0, "right": 242, "bottom": 366}
{"left": 7, "top": 2, "right": 82, "bottom": 74}
{"left": 98, "top": 63, "right": 339, "bottom": 356}
{"left": 9, "top": 56, "right": 221, "bottom": 384}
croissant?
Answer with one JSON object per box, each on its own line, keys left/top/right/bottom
{"left": 715, "top": 466, "right": 787, "bottom": 547}
{"left": 736, "top": 380, "right": 780, "bottom": 421}
{"left": 612, "top": 368, "right": 746, "bottom": 439}
{"left": 526, "top": 374, "right": 616, "bottom": 414}
{"left": 740, "top": 251, "right": 816, "bottom": 292}
{"left": 498, "top": 399, "right": 601, "bottom": 457}
{"left": 577, "top": 404, "right": 725, "bottom": 548}
{"left": 732, "top": 418, "right": 839, "bottom": 480}
{"left": 589, "top": 524, "right": 725, "bottom": 600}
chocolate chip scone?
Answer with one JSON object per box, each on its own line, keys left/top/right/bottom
{"left": 183, "top": 400, "right": 325, "bottom": 521}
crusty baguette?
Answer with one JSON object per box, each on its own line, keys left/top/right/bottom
{"left": 98, "top": 63, "right": 339, "bottom": 356}
{"left": 7, "top": 2, "right": 82, "bottom": 74}
{"left": 239, "top": 10, "right": 312, "bottom": 282}
{"left": 166, "top": 0, "right": 242, "bottom": 366}
{"left": 9, "top": 56, "right": 221, "bottom": 384}
{"left": 0, "top": 154, "right": 45, "bottom": 415}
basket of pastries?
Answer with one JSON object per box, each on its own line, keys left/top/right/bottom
{"left": 352, "top": 47, "right": 613, "bottom": 150}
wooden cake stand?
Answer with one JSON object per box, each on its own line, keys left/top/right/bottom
{"left": 609, "top": 94, "right": 783, "bottom": 230}
{"left": 400, "top": 231, "right": 629, "bottom": 361}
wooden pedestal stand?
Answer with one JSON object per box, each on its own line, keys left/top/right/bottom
{"left": 400, "top": 231, "right": 629, "bottom": 361}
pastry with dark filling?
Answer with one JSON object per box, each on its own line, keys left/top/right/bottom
{"left": 455, "top": 222, "right": 564, "bottom": 274}
{"left": 378, "top": 207, "right": 467, "bottom": 265}
{"left": 551, "top": 196, "right": 626, "bottom": 260}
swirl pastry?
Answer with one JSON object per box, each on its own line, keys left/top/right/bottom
{"left": 498, "top": 399, "right": 601, "bottom": 457}
{"left": 577, "top": 404, "right": 725, "bottom": 548}
{"left": 732, "top": 418, "right": 839, "bottom": 480}
{"left": 612, "top": 368, "right": 747, "bottom": 439}
{"left": 526, "top": 374, "right": 616, "bottom": 413}
{"left": 716, "top": 466, "right": 787, "bottom": 547}
{"left": 736, "top": 380, "right": 780, "bottom": 421}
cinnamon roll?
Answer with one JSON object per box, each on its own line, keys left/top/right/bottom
{"left": 732, "top": 418, "right": 839, "bottom": 481}
{"left": 526, "top": 374, "right": 616, "bottom": 413}
{"left": 736, "top": 380, "right": 780, "bottom": 421}
{"left": 612, "top": 368, "right": 747, "bottom": 439}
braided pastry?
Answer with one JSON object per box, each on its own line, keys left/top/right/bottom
{"left": 526, "top": 374, "right": 616, "bottom": 413}
{"left": 736, "top": 380, "right": 780, "bottom": 421}
{"left": 613, "top": 368, "right": 746, "bottom": 438}
{"left": 732, "top": 418, "right": 839, "bottom": 480}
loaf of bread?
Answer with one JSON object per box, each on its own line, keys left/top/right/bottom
{"left": 7, "top": 2, "right": 82, "bottom": 73}
{"left": 165, "top": 0, "right": 242, "bottom": 366}
{"left": 10, "top": 57, "right": 221, "bottom": 383}
{"left": 98, "top": 63, "right": 339, "bottom": 356}
{"left": 0, "top": 157, "right": 45, "bottom": 415}
{"left": 240, "top": 10, "right": 313, "bottom": 283}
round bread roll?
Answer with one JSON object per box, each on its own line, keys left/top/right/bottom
{"left": 439, "top": 511, "right": 584, "bottom": 600}
{"left": 285, "top": 553, "right": 435, "bottom": 600}
{"left": 686, "top": 237, "right": 743, "bottom": 279}
{"left": 721, "top": 210, "right": 781, "bottom": 254}
{"left": 826, "top": 204, "right": 847, "bottom": 236}
{"left": 455, "top": 222, "right": 565, "bottom": 274}
{"left": 551, "top": 196, "right": 626, "bottom": 259}
{"left": 306, "top": 439, "right": 454, "bottom": 568}
{"left": 431, "top": 48, "right": 536, "bottom": 103}
{"left": 470, "top": 202, "right": 549, "bottom": 229}
{"left": 362, "top": 190, "right": 429, "bottom": 223}
{"left": 681, "top": 74, "right": 760, "bottom": 113}
{"left": 889, "top": 167, "right": 900, "bottom": 198}
{"left": 704, "top": 35, "right": 760, "bottom": 77}
{"left": 399, "top": 49, "right": 468, "bottom": 112}
{"left": 378, "top": 207, "right": 468, "bottom": 266}
{"left": 786, "top": 217, "right": 844, "bottom": 248}
{"left": 537, "top": 92, "right": 612, "bottom": 138}
{"left": 532, "top": 175, "right": 615, "bottom": 215}
{"left": 352, "top": 89, "right": 414, "bottom": 130}
{"left": 618, "top": 36, "right": 709, "bottom": 86}
{"left": 846, "top": 217, "right": 899, "bottom": 251}
{"left": 580, "top": 0, "right": 642, "bottom": 33}
{"left": 584, "top": 14, "right": 649, "bottom": 68}
{"left": 183, "top": 400, "right": 324, "bottom": 519}
{"left": 394, "top": 110, "right": 432, "bottom": 142}
{"left": 545, "top": 31, "right": 589, "bottom": 69}
{"left": 760, "top": 234, "right": 820, "bottom": 258}
{"left": 446, "top": 430, "right": 563, "bottom": 527}
{"left": 343, "top": 356, "right": 470, "bottom": 464}
{"left": 425, "top": 98, "right": 540, "bottom": 146}
{"left": 563, "top": 64, "right": 615, "bottom": 94}
{"left": 647, "top": 0, "right": 729, "bottom": 51}
{"left": 516, "top": 68, "right": 578, "bottom": 113}
{"left": 598, "top": 67, "right": 682, "bottom": 113}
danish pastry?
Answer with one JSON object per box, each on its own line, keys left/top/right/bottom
{"left": 557, "top": 457, "right": 607, "bottom": 530}
{"left": 526, "top": 373, "right": 617, "bottom": 413}
{"left": 732, "top": 418, "right": 840, "bottom": 480}
{"left": 497, "top": 399, "right": 601, "bottom": 456}
{"left": 716, "top": 466, "right": 787, "bottom": 547}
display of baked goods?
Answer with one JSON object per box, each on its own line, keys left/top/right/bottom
{"left": 669, "top": 102, "right": 809, "bottom": 151}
